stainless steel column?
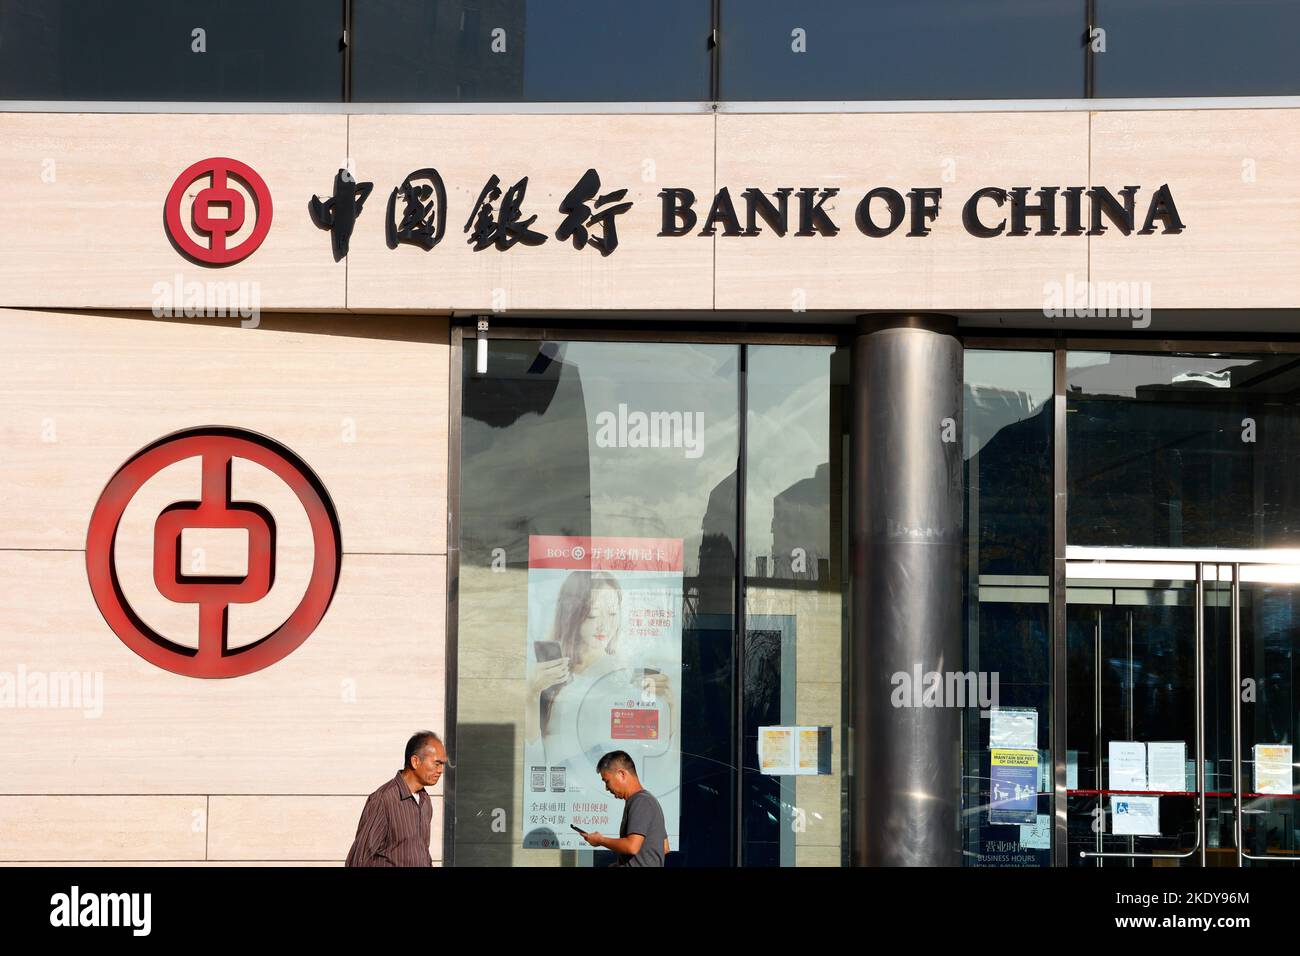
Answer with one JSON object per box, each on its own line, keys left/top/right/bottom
{"left": 851, "top": 314, "right": 964, "bottom": 866}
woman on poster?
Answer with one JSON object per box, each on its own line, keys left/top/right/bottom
{"left": 524, "top": 570, "right": 677, "bottom": 777}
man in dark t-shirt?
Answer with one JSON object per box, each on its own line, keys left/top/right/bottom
{"left": 581, "top": 750, "right": 669, "bottom": 867}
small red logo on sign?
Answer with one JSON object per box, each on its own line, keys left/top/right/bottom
{"left": 164, "top": 158, "right": 273, "bottom": 265}
{"left": 86, "top": 427, "right": 341, "bottom": 678}
{"left": 610, "top": 708, "right": 660, "bottom": 740}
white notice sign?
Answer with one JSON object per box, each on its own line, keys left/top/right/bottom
{"left": 1111, "top": 795, "right": 1160, "bottom": 836}
{"left": 1109, "top": 741, "right": 1147, "bottom": 791}
{"left": 1147, "top": 741, "right": 1187, "bottom": 792}
{"left": 1019, "top": 813, "right": 1051, "bottom": 850}
{"left": 989, "top": 708, "right": 1038, "bottom": 750}
{"left": 1254, "top": 744, "right": 1294, "bottom": 795}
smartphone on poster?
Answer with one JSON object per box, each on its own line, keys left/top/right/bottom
{"left": 535, "top": 640, "right": 563, "bottom": 662}
{"left": 570, "top": 824, "right": 588, "bottom": 836}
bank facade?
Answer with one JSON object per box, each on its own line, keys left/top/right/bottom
{"left": 2, "top": 2, "right": 1299, "bottom": 868}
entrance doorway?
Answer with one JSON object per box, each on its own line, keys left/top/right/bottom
{"left": 1066, "top": 547, "right": 1300, "bottom": 865}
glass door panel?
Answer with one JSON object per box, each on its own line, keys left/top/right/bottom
{"left": 1238, "top": 567, "right": 1300, "bottom": 864}
{"left": 1065, "top": 550, "right": 1300, "bottom": 867}
{"left": 1066, "top": 563, "right": 1200, "bottom": 866}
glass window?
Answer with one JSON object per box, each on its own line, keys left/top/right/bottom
{"left": 454, "top": 338, "right": 739, "bottom": 866}
{"left": 351, "top": 0, "right": 711, "bottom": 102}
{"left": 742, "top": 345, "right": 849, "bottom": 866}
{"left": 1067, "top": 351, "right": 1300, "bottom": 549}
{"left": 1094, "top": 0, "right": 1300, "bottom": 97}
{"left": 962, "top": 350, "right": 1055, "bottom": 865}
{"left": 1065, "top": 349, "right": 1300, "bottom": 865}
{"left": 0, "top": 0, "right": 343, "bottom": 101}
{"left": 452, "top": 336, "right": 848, "bottom": 867}
{"left": 719, "top": 0, "right": 1084, "bottom": 101}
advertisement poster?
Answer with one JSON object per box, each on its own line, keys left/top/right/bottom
{"left": 522, "top": 534, "right": 683, "bottom": 850}
{"left": 990, "top": 749, "right": 1038, "bottom": 825}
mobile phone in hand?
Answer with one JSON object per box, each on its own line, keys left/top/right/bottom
{"left": 570, "top": 824, "right": 588, "bottom": 836}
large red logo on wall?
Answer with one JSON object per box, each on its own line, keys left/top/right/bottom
{"left": 86, "top": 427, "right": 341, "bottom": 678}
{"left": 164, "top": 158, "right": 273, "bottom": 265}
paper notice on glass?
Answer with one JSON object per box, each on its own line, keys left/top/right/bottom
{"left": 1109, "top": 741, "right": 1147, "bottom": 791}
{"left": 1019, "top": 813, "right": 1051, "bottom": 850}
{"left": 759, "top": 727, "right": 795, "bottom": 775}
{"left": 1066, "top": 750, "right": 1079, "bottom": 791}
{"left": 1254, "top": 744, "right": 1294, "bottom": 795}
{"left": 760, "top": 726, "right": 829, "bottom": 776}
{"left": 1111, "top": 795, "right": 1160, "bottom": 836}
{"left": 797, "top": 728, "right": 822, "bottom": 772}
{"left": 989, "top": 708, "right": 1038, "bottom": 750}
{"left": 989, "top": 749, "right": 1039, "bottom": 826}
{"left": 1147, "top": 741, "right": 1187, "bottom": 792}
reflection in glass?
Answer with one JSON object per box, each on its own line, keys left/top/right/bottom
{"left": 0, "top": 0, "right": 343, "bottom": 101}
{"left": 1094, "top": 0, "right": 1300, "bottom": 97}
{"left": 1233, "top": 579, "right": 1300, "bottom": 864}
{"left": 719, "top": 0, "right": 1083, "bottom": 101}
{"left": 455, "top": 339, "right": 738, "bottom": 866}
{"left": 1068, "top": 352, "right": 1300, "bottom": 549}
{"left": 742, "top": 345, "right": 848, "bottom": 866}
{"left": 963, "top": 350, "right": 1054, "bottom": 865}
{"left": 352, "top": 0, "right": 710, "bottom": 102}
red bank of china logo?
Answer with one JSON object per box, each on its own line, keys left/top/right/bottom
{"left": 86, "top": 428, "right": 341, "bottom": 678}
{"left": 164, "top": 158, "right": 273, "bottom": 265}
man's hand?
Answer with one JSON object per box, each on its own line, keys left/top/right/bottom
{"left": 582, "top": 830, "right": 604, "bottom": 848}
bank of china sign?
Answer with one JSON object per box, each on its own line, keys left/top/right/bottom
{"left": 163, "top": 156, "right": 1184, "bottom": 267}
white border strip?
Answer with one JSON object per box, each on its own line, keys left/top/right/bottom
{"left": 1066, "top": 546, "right": 1300, "bottom": 565}
{"left": 721, "top": 96, "right": 1300, "bottom": 114}
{"left": 1, "top": 96, "right": 1299, "bottom": 115}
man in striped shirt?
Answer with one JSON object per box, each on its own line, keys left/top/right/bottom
{"left": 346, "top": 730, "right": 446, "bottom": 867}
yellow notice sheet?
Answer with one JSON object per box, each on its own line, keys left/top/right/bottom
{"left": 758, "top": 727, "right": 794, "bottom": 774}
{"left": 1254, "top": 744, "right": 1293, "bottom": 795}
